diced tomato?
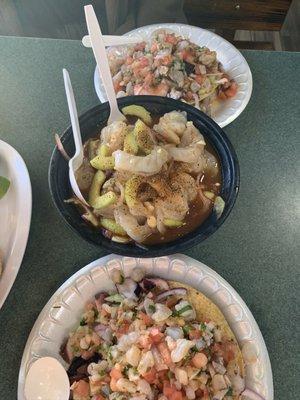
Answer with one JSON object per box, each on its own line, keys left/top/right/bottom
{"left": 73, "top": 380, "right": 89, "bottom": 397}
{"left": 94, "top": 395, "right": 106, "bottom": 400}
{"left": 134, "top": 42, "right": 146, "bottom": 51}
{"left": 149, "top": 327, "right": 164, "bottom": 343}
{"left": 139, "top": 56, "right": 149, "bottom": 68}
{"left": 184, "top": 91, "right": 194, "bottom": 101}
{"left": 151, "top": 42, "right": 158, "bottom": 52}
{"left": 157, "top": 369, "right": 169, "bottom": 380}
{"left": 165, "top": 34, "right": 177, "bottom": 44}
{"left": 195, "top": 389, "right": 204, "bottom": 398}
{"left": 180, "top": 50, "right": 194, "bottom": 63}
{"left": 224, "top": 81, "right": 238, "bottom": 98}
{"left": 125, "top": 56, "right": 133, "bottom": 65}
{"left": 161, "top": 54, "right": 173, "bottom": 66}
{"left": 110, "top": 367, "right": 123, "bottom": 380}
{"left": 110, "top": 377, "right": 118, "bottom": 392}
{"left": 142, "top": 367, "right": 157, "bottom": 384}
{"left": 163, "top": 381, "right": 174, "bottom": 397}
{"left": 170, "top": 391, "right": 183, "bottom": 400}
{"left": 212, "top": 341, "right": 237, "bottom": 365}
{"left": 139, "top": 334, "right": 152, "bottom": 349}
{"left": 113, "top": 81, "right": 122, "bottom": 93}
{"left": 218, "top": 91, "right": 227, "bottom": 100}
{"left": 157, "top": 342, "right": 172, "bottom": 366}
{"left": 139, "top": 312, "right": 153, "bottom": 326}
{"left": 163, "top": 382, "right": 183, "bottom": 400}
{"left": 188, "top": 329, "right": 201, "bottom": 340}
{"left": 116, "top": 322, "right": 130, "bottom": 335}
{"left": 194, "top": 75, "right": 204, "bottom": 84}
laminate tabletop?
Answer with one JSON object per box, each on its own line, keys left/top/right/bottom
{"left": 0, "top": 36, "right": 299, "bottom": 399}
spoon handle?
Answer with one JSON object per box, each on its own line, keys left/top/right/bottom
{"left": 62, "top": 69, "right": 83, "bottom": 162}
{"left": 84, "top": 5, "right": 125, "bottom": 124}
{"left": 82, "top": 34, "right": 142, "bottom": 48}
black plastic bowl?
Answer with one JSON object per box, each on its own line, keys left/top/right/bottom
{"left": 49, "top": 96, "right": 239, "bottom": 257}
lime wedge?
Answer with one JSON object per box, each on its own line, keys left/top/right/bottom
{"left": 0, "top": 176, "right": 10, "bottom": 199}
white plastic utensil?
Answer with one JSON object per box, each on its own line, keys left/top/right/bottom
{"left": 84, "top": 5, "right": 125, "bottom": 124}
{"left": 24, "top": 357, "right": 69, "bottom": 400}
{"left": 82, "top": 34, "right": 143, "bottom": 48}
{"left": 63, "top": 68, "right": 89, "bottom": 206}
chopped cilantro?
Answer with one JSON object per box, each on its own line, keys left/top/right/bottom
{"left": 123, "top": 365, "right": 130, "bottom": 377}
{"left": 80, "top": 318, "right": 87, "bottom": 326}
{"left": 190, "top": 345, "right": 198, "bottom": 353}
{"left": 172, "top": 304, "right": 193, "bottom": 317}
{"left": 93, "top": 308, "right": 99, "bottom": 318}
{"left": 167, "top": 370, "right": 174, "bottom": 379}
{"left": 112, "top": 335, "right": 118, "bottom": 345}
{"left": 200, "top": 322, "right": 206, "bottom": 331}
{"left": 120, "top": 274, "right": 125, "bottom": 284}
{"left": 99, "top": 369, "right": 106, "bottom": 376}
{"left": 183, "top": 325, "right": 192, "bottom": 336}
{"left": 149, "top": 304, "right": 156, "bottom": 313}
{"left": 105, "top": 294, "right": 124, "bottom": 303}
{"left": 226, "top": 387, "right": 233, "bottom": 396}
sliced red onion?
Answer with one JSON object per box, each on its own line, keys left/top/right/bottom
{"left": 165, "top": 327, "right": 184, "bottom": 340}
{"left": 95, "top": 292, "right": 108, "bottom": 310}
{"left": 116, "top": 278, "right": 138, "bottom": 300}
{"left": 55, "top": 133, "right": 70, "bottom": 161}
{"left": 212, "top": 361, "right": 226, "bottom": 375}
{"left": 241, "top": 389, "right": 265, "bottom": 400}
{"left": 143, "top": 278, "right": 170, "bottom": 291}
{"left": 94, "top": 324, "right": 112, "bottom": 342}
{"left": 231, "top": 374, "right": 245, "bottom": 394}
{"left": 156, "top": 287, "right": 187, "bottom": 301}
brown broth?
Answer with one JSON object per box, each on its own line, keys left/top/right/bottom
{"left": 79, "top": 114, "right": 222, "bottom": 245}
{"left": 144, "top": 139, "right": 221, "bottom": 245}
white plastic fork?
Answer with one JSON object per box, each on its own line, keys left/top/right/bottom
{"left": 63, "top": 68, "right": 89, "bottom": 206}
{"left": 84, "top": 4, "right": 125, "bottom": 124}
{"left": 82, "top": 34, "right": 143, "bottom": 48}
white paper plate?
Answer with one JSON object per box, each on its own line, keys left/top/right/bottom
{"left": 18, "top": 254, "right": 272, "bottom": 399}
{"left": 94, "top": 23, "right": 252, "bottom": 128}
{"left": 0, "top": 140, "right": 32, "bottom": 309}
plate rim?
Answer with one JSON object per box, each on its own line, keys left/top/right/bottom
{"left": 93, "top": 22, "right": 253, "bottom": 128}
{"left": 18, "top": 254, "right": 273, "bottom": 400}
{"left": 0, "top": 140, "right": 32, "bottom": 309}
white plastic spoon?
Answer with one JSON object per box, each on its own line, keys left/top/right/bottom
{"left": 24, "top": 357, "right": 69, "bottom": 400}
{"left": 63, "top": 68, "right": 89, "bottom": 206}
{"left": 84, "top": 5, "right": 126, "bottom": 124}
{"left": 82, "top": 34, "right": 143, "bottom": 48}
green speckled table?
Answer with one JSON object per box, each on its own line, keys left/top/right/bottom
{"left": 0, "top": 36, "right": 299, "bottom": 399}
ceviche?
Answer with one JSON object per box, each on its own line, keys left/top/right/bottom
{"left": 61, "top": 268, "right": 246, "bottom": 400}
{"left": 68, "top": 105, "right": 223, "bottom": 245}
{"left": 108, "top": 30, "right": 237, "bottom": 116}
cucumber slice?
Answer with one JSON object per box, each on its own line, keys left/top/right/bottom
{"left": 134, "top": 119, "right": 154, "bottom": 155}
{"left": 163, "top": 218, "right": 184, "bottom": 228}
{"left": 124, "top": 130, "right": 139, "bottom": 155}
{"left": 122, "top": 105, "right": 152, "bottom": 125}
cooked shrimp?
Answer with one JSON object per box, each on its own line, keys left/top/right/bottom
{"left": 101, "top": 121, "right": 127, "bottom": 152}
{"left": 114, "top": 205, "right": 152, "bottom": 242}
{"left": 134, "top": 81, "right": 169, "bottom": 96}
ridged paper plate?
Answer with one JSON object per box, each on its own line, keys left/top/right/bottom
{"left": 18, "top": 254, "right": 272, "bottom": 399}
{"left": 94, "top": 23, "right": 252, "bottom": 128}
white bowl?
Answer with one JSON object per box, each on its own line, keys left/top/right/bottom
{"left": 94, "top": 23, "right": 252, "bottom": 128}
{"left": 18, "top": 254, "right": 272, "bottom": 400}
